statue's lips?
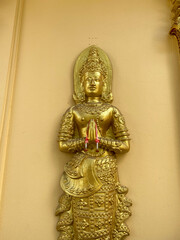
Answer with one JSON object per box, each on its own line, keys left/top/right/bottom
{"left": 89, "top": 87, "right": 96, "bottom": 90}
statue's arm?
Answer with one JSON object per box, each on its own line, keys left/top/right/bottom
{"left": 99, "top": 107, "right": 130, "bottom": 154}
{"left": 58, "top": 107, "right": 84, "bottom": 153}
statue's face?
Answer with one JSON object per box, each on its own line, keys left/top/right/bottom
{"left": 83, "top": 72, "right": 103, "bottom": 97}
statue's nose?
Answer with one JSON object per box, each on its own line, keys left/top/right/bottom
{"left": 90, "top": 78, "right": 96, "bottom": 85}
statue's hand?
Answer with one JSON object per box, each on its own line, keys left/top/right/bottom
{"left": 88, "top": 119, "right": 101, "bottom": 142}
{"left": 88, "top": 119, "right": 96, "bottom": 142}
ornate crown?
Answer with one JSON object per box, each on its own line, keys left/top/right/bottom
{"left": 79, "top": 46, "right": 108, "bottom": 78}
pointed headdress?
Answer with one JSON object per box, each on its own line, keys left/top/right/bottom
{"left": 79, "top": 46, "right": 108, "bottom": 78}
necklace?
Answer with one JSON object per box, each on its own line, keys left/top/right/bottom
{"left": 77, "top": 102, "right": 111, "bottom": 115}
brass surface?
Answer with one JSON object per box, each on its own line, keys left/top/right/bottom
{"left": 56, "top": 46, "right": 132, "bottom": 240}
{"left": 170, "top": 0, "right": 180, "bottom": 50}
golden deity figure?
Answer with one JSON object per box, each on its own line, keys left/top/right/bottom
{"left": 56, "top": 46, "right": 132, "bottom": 240}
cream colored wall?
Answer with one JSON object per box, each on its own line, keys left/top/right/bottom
{"left": 0, "top": 0, "right": 16, "bottom": 116}
{"left": 0, "top": 0, "right": 180, "bottom": 240}
{"left": 0, "top": 0, "right": 17, "bottom": 182}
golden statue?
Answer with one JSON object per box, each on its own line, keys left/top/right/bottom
{"left": 56, "top": 46, "right": 132, "bottom": 240}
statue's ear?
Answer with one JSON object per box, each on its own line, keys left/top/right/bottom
{"left": 73, "top": 76, "right": 86, "bottom": 104}
{"left": 100, "top": 75, "right": 104, "bottom": 83}
{"left": 81, "top": 75, "right": 85, "bottom": 85}
{"left": 102, "top": 76, "right": 107, "bottom": 88}
{"left": 101, "top": 76, "right": 113, "bottom": 103}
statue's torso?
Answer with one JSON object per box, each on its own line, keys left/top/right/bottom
{"left": 73, "top": 103, "right": 113, "bottom": 138}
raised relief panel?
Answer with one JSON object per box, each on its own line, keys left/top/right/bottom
{"left": 55, "top": 46, "right": 132, "bottom": 240}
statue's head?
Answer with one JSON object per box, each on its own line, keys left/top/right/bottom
{"left": 82, "top": 71, "right": 104, "bottom": 98}
{"left": 73, "top": 46, "right": 113, "bottom": 103}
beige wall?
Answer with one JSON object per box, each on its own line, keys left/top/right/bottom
{"left": 0, "top": 0, "right": 16, "bottom": 117}
{"left": 1, "top": 0, "right": 180, "bottom": 240}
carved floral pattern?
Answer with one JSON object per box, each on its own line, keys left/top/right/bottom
{"left": 80, "top": 219, "right": 89, "bottom": 230}
{"left": 95, "top": 196, "right": 105, "bottom": 207}
{"left": 77, "top": 199, "right": 88, "bottom": 209}
{"left": 95, "top": 219, "right": 105, "bottom": 229}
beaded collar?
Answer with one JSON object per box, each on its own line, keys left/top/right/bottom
{"left": 77, "top": 102, "right": 111, "bottom": 115}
